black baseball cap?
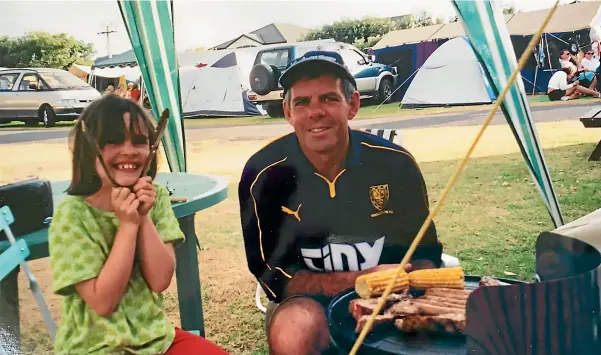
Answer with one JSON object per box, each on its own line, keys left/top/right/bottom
{"left": 279, "top": 50, "right": 357, "bottom": 94}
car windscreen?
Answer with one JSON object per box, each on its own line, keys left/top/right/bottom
{"left": 38, "top": 71, "right": 91, "bottom": 89}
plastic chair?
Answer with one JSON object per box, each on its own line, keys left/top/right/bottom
{"left": 0, "top": 206, "right": 56, "bottom": 343}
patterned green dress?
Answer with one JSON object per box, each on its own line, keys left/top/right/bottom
{"left": 49, "top": 184, "right": 184, "bottom": 354}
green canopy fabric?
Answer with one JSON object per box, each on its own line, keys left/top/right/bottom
{"left": 452, "top": 0, "right": 564, "bottom": 228}
{"left": 117, "top": 0, "right": 187, "bottom": 172}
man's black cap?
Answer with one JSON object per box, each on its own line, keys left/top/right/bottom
{"left": 279, "top": 50, "right": 357, "bottom": 94}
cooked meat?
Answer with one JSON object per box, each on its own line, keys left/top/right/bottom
{"left": 384, "top": 299, "right": 420, "bottom": 317}
{"left": 394, "top": 313, "right": 466, "bottom": 335}
{"left": 424, "top": 288, "right": 472, "bottom": 300}
{"left": 412, "top": 301, "right": 463, "bottom": 316}
{"left": 479, "top": 276, "right": 510, "bottom": 287}
{"left": 422, "top": 295, "right": 466, "bottom": 307}
{"left": 354, "top": 313, "right": 396, "bottom": 333}
{"left": 349, "top": 291, "right": 412, "bottom": 322}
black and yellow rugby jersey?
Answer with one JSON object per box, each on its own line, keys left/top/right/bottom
{"left": 238, "top": 129, "right": 442, "bottom": 303}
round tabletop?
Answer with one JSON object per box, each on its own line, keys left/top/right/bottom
{"left": 51, "top": 172, "right": 229, "bottom": 218}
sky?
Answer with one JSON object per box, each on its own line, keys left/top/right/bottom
{"left": 0, "top": 0, "right": 577, "bottom": 59}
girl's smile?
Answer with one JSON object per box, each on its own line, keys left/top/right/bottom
{"left": 96, "top": 112, "right": 150, "bottom": 188}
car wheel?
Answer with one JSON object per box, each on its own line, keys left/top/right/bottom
{"left": 378, "top": 77, "right": 393, "bottom": 104}
{"left": 264, "top": 101, "right": 284, "bottom": 118}
{"left": 250, "top": 64, "right": 279, "bottom": 96}
{"left": 39, "top": 104, "right": 56, "bottom": 128}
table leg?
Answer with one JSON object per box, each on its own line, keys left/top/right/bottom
{"left": 0, "top": 269, "right": 21, "bottom": 354}
{"left": 175, "top": 214, "right": 205, "bottom": 337}
{"left": 589, "top": 139, "right": 601, "bottom": 161}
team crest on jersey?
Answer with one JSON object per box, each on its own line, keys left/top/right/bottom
{"left": 369, "top": 184, "right": 393, "bottom": 217}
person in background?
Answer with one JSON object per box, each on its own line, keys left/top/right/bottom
{"left": 559, "top": 49, "right": 597, "bottom": 90}
{"left": 115, "top": 83, "right": 128, "bottom": 98}
{"left": 103, "top": 85, "right": 115, "bottom": 96}
{"left": 130, "top": 83, "right": 141, "bottom": 103}
{"left": 547, "top": 67, "right": 600, "bottom": 101}
{"left": 581, "top": 50, "right": 600, "bottom": 72}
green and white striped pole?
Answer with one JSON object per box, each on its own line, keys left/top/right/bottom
{"left": 117, "top": 0, "right": 187, "bottom": 172}
{"left": 452, "top": 0, "right": 564, "bottom": 227}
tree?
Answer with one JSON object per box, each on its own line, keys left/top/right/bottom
{"left": 0, "top": 32, "right": 94, "bottom": 70}
{"left": 503, "top": 6, "right": 516, "bottom": 14}
{"left": 301, "top": 13, "right": 443, "bottom": 50}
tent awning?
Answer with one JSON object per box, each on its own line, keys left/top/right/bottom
{"left": 507, "top": 1, "right": 600, "bottom": 35}
{"left": 93, "top": 49, "right": 138, "bottom": 68}
{"left": 373, "top": 24, "right": 444, "bottom": 49}
{"left": 430, "top": 14, "right": 515, "bottom": 41}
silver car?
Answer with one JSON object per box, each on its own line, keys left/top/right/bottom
{"left": 0, "top": 68, "right": 101, "bottom": 127}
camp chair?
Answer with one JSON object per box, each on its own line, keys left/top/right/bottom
{"left": 0, "top": 206, "right": 56, "bottom": 345}
{"left": 359, "top": 128, "right": 403, "bottom": 145}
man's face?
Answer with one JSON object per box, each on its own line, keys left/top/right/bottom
{"left": 283, "top": 73, "right": 360, "bottom": 155}
{"left": 586, "top": 50, "right": 594, "bottom": 59}
{"left": 560, "top": 51, "right": 570, "bottom": 60}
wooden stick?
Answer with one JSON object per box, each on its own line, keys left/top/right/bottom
{"left": 349, "top": 2, "right": 561, "bottom": 354}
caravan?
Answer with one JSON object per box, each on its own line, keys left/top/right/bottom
{"left": 401, "top": 37, "right": 496, "bottom": 107}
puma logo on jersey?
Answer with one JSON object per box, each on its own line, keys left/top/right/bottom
{"left": 300, "top": 236, "right": 385, "bottom": 272}
{"left": 282, "top": 204, "right": 302, "bottom": 221}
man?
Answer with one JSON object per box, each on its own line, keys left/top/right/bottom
{"left": 238, "top": 51, "right": 443, "bottom": 355}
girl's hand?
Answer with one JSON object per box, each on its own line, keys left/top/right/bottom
{"left": 111, "top": 187, "right": 140, "bottom": 226}
{"left": 133, "top": 177, "right": 156, "bottom": 216}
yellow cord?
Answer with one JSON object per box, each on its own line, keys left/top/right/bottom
{"left": 348, "top": 1, "right": 560, "bottom": 354}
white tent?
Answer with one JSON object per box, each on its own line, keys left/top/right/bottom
{"left": 401, "top": 36, "right": 497, "bottom": 107}
{"left": 179, "top": 49, "right": 263, "bottom": 117}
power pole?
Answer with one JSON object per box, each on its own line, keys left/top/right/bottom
{"left": 98, "top": 25, "right": 117, "bottom": 58}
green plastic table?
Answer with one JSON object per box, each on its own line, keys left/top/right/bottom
{"left": 0, "top": 172, "right": 228, "bottom": 349}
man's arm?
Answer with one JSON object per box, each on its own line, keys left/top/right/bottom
{"left": 284, "top": 263, "right": 408, "bottom": 298}
{"left": 285, "top": 270, "right": 365, "bottom": 298}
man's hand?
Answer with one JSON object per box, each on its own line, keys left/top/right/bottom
{"left": 133, "top": 177, "right": 156, "bottom": 215}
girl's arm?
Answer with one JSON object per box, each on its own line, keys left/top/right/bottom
{"left": 137, "top": 215, "right": 176, "bottom": 293}
{"left": 75, "top": 223, "right": 138, "bottom": 317}
{"left": 74, "top": 188, "right": 140, "bottom": 317}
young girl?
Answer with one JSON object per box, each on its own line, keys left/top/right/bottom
{"left": 49, "top": 95, "right": 229, "bottom": 355}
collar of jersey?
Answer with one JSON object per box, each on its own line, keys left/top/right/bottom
{"left": 290, "top": 128, "right": 362, "bottom": 175}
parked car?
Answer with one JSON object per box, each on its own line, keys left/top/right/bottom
{"left": 247, "top": 41, "right": 398, "bottom": 117}
{"left": 0, "top": 68, "right": 101, "bottom": 127}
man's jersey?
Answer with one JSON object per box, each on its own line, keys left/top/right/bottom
{"left": 238, "top": 129, "right": 442, "bottom": 303}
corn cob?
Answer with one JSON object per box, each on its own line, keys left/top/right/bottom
{"left": 355, "top": 269, "right": 409, "bottom": 299}
{"left": 408, "top": 267, "right": 465, "bottom": 290}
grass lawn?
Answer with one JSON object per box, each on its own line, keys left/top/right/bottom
{"left": 9, "top": 121, "right": 601, "bottom": 354}
{"left": 185, "top": 142, "right": 601, "bottom": 355}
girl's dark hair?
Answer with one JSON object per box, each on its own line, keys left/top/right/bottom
{"left": 67, "top": 95, "right": 159, "bottom": 196}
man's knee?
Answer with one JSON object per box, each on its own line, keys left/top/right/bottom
{"left": 268, "top": 297, "right": 330, "bottom": 355}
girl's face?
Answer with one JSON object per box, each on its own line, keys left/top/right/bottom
{"left": 95, "top": 112, "right": 150, "bottom": 188}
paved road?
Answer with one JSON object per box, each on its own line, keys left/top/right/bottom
{"left": 0, "top": 102, "right": 597, "bottom": 144}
